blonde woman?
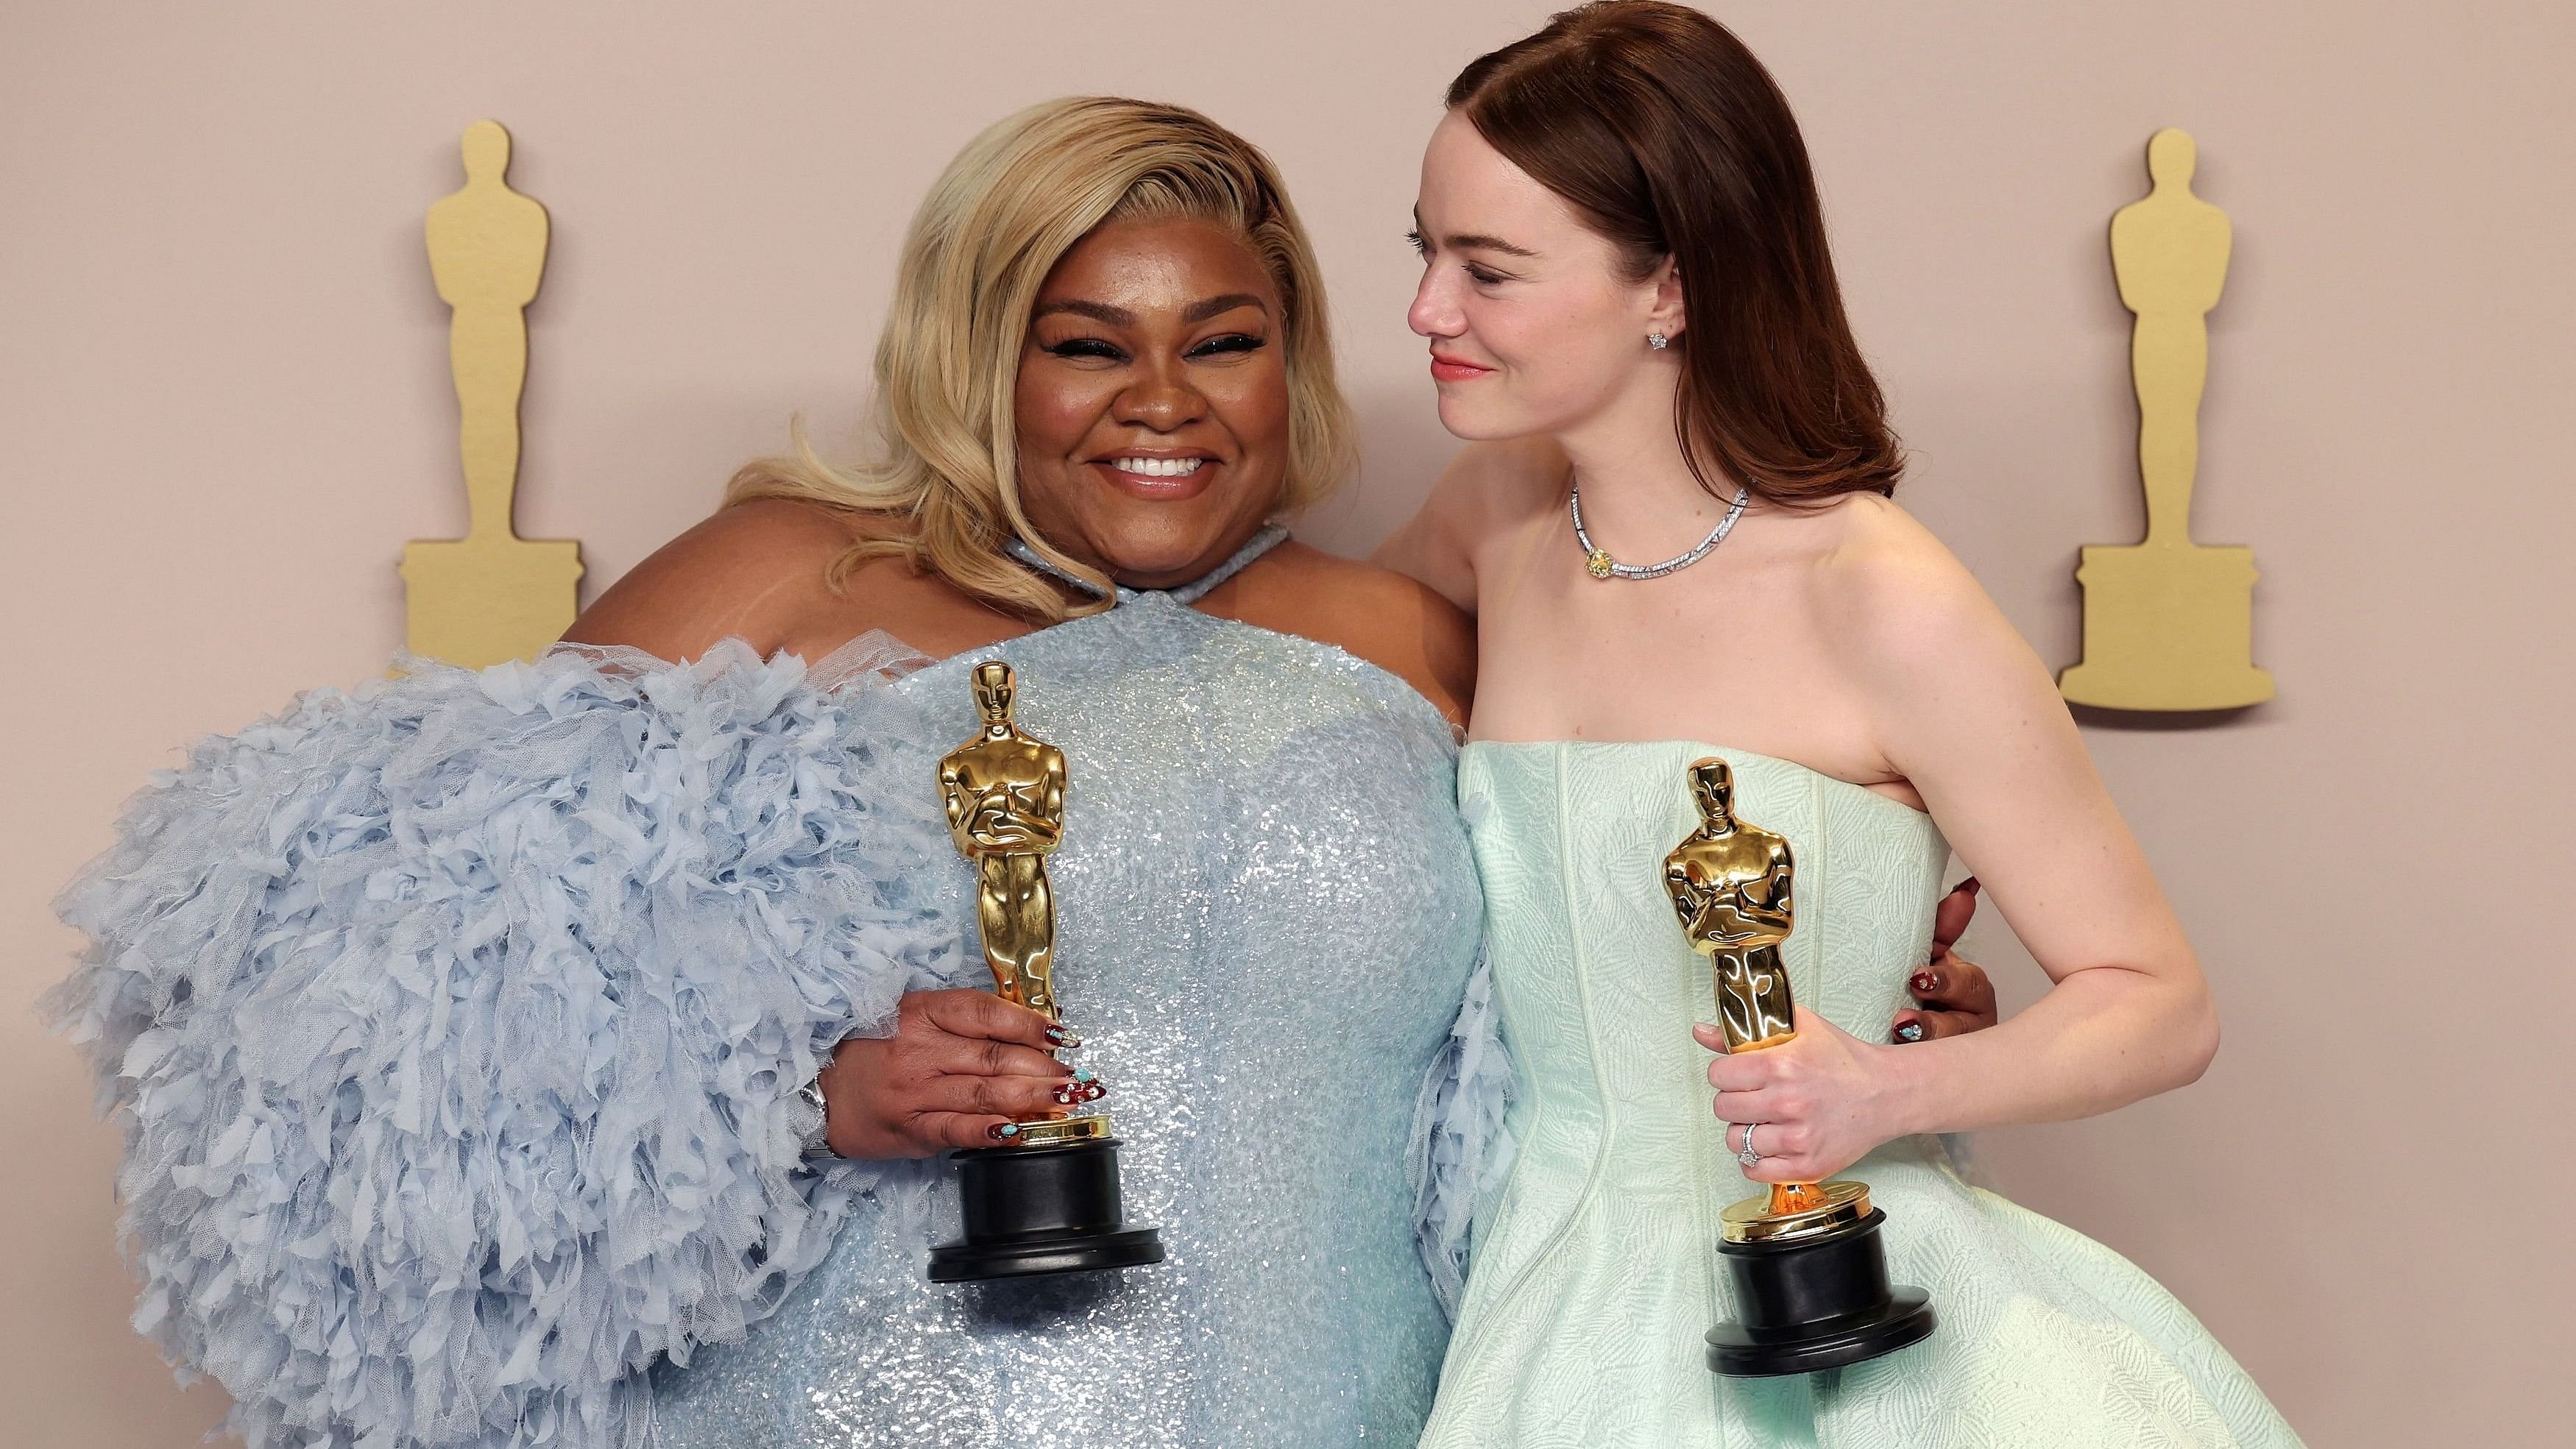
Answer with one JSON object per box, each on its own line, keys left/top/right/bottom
{"left": 609, "top": 99, "right": 1490, "bottom": 1446}
{"left": 54, "top": 98, "right": 1485, "bottom": 1449}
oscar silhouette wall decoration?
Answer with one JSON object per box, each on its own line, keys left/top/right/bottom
{"left": 400, "top": 120, "right": 583, "bottom": 667}
{"left": 2059, "top": 128, "right": 2274, "bottom": 712}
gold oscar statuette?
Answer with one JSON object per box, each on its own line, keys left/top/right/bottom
{"left": 1666, "top": 757, "right": 1934, "bottom": 1375}
{"left": 938, "top": 659, "right": 1102, "bottom": 1149}
{"left": 927, "top": 660, "right": 1163, "bottom": 1282}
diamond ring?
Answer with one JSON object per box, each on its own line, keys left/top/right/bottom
{"left": 1737, "top": 1122, "right": 1761, "bottom": 1167}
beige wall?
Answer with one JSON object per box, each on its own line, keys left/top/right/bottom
{"left": 5, "top": 3, "right": 2567, "bottom": 1443}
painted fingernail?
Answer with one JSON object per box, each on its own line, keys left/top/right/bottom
{"left": 1911, "top": 971, "right": 1938, "bottom": 993}
{"left": 1895, "top": 1021, "right": 1926, "bottom": 1044}
{"left": 988, "top": 1122, "right": 1022, "bottom": 1141}
{"left": 1045, "top": 1025, "right": 1081, "bottom": 1048}
{"left": 1959, "top": 877, "right": 1981, "bottom": 894}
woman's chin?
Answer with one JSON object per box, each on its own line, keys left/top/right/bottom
{"left": 1089, "top": 520, "right": 1254, "bottom": 588}
{"left": 1055, "top": 486, "right": 1281, "bottom": 587}
{"left": 1104, "top": 543, "right": 1238, "bottom": 587}
{"left": 1027, "top": 477, "right": 1283, "bottom": 587}
{"left": 1434, "top": 394, "right": 1531, "bottom": 443}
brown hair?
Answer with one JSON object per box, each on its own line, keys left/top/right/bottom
{"left": 1448, "top": 1, "right": 1903, "bottom": 505}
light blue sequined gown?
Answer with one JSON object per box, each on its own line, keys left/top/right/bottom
{"left": 651, "top": 542, "right": 1490, "bottom": 1445}
{"left": 49, "top": 531, "right": 1507, "bottom": 1449}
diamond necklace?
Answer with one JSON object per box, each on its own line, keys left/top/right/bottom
{"left": 1569, "top": 478, "right": 1752, "bottom": 581}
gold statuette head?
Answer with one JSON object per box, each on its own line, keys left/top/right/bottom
{"left": 970, "top": 659, "right": 1018, "bottom": 731}
{"left": 1687, "top": 757, "right": 1738, "bottom": 829}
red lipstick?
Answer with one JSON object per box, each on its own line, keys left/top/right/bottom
{"left": 1430, "top": 351, "right": 1494, "bottom": 383}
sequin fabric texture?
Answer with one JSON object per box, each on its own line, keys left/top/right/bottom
{"left": 649, "top": 587, "right": 1484, "bottom": 1447}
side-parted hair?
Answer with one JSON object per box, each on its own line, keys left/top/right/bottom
{"left": 728, "top": 96, "right": 1354, "bottom": 620}
{"left": 1449, "top": 1, "right": 1903, "bottom": 506}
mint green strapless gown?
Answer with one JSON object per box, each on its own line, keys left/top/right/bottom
{"left": 1420, "top": 741, "right": 2300, "bottom": 1448}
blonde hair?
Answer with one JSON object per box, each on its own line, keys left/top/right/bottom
{"left": 726, "top": 96, "right": 1356, "bottom": 620}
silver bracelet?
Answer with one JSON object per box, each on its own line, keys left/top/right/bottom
{"left": 795, "top": 1077, "right": 833, "bottom": 1158}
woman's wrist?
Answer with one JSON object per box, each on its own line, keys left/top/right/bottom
{"left": 1872, "top": 1034, "right": 1945, "bottom": 1141}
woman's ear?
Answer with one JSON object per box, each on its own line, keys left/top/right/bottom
{"left": 1646, "top": 255, "right": 1687, "bottom": 342}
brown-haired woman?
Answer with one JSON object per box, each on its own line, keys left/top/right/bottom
{"left": 1377, "top": 4, "right": 2300, "bottom": 1443}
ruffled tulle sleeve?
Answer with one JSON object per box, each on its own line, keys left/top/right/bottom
{"left": 1408, "top": 945, "right": 1518, "bottom": 1320}
{"left": 42, "top": 638, "right": 974, "bottom": 1449}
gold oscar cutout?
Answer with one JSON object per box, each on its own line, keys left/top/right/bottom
{"left": 400, "top": 120, "right": 584, "bottom": 667}
{"left": 2059, "top": 128, "right": 2275, "bottom": 712}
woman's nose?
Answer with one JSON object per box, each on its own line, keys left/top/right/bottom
{"left": 1409, "top": 267, "right": 1462, "bottom": 339}
{"left": 1114, "top": 358, "right": 1209, "bottom": 431}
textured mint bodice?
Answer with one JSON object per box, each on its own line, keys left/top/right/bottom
{"left": 1420, "top": 741, "right": 2301, "bottom": 1449}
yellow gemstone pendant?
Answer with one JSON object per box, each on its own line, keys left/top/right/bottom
{"left": 1586, "top": 550, "right": 1616, "bottom": 579}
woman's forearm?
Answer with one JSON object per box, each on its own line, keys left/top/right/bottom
{"left": 1883, "top": 963, "right": 2218, "bottom": 1137}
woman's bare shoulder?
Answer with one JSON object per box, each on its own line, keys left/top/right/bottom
{"left": 560, "top": 499, "right": 872, "bottom": 662}
{"left": 1208, "top": 541, "right": 1476, "bottom": 728}
{"left": 1803, "top": 493, "right": 2045, "bottom": 695}
{"left": 1809, "top": 492, "right": 1967, "bottom": 578}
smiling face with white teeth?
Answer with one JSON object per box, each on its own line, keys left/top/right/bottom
{"left": 1016, "top": 216, "right": 1293, "bottom": 589}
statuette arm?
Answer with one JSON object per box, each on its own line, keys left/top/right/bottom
{"left": 1754, "top": 848, "right": 1794, "bottom": 927}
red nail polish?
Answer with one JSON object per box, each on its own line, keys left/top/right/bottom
{"left": 1911, "top": 972, "right": 1936, "bottom": 993}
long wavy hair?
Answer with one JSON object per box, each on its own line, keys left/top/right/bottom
{"left": 1449, "top": 2, "right": 1904, "bottom": 506}
{"left": 726, "top": 96, "right": 1355, "bottom": 620}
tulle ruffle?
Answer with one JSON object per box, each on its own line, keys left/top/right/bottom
{"left": 1409, "top": 947, "right": 1517, "bottom": 1320}
{"left": 44, "top": 638, "right": 973, "bottom": 1448}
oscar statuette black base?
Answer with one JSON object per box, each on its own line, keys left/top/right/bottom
{"left": 1705, "top": 1208, "right": 1936, "bottom": 1376}
{"left": 927, "top": 1137, "right": 1165, "bottom": 1283}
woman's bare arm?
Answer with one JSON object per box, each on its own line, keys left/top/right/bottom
{"left": 1852, "top": 525, "right": 2218, "bottom": 1131}
{"left": 1702, "top": 508, "right": 2218, "bottom": 1182}
{"left": 1371, "top": 437, "right": 1567, "bottom": 615}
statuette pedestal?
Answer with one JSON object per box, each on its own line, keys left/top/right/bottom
{"left": 1704, "top": 1181, "right": 1935, "bottom": 1375}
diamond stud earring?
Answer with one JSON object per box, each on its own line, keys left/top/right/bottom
{"left": 1646, "top": 332, "right": 1670, "bottom": 350}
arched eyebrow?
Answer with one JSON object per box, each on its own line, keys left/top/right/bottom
{"left": 1033, "top": 299, "right": 1134, "bottom": 326}
{"left": 1413, "top": 207, "right": 1538, "bottom": 258}
{"left": 1031, "top": 294, "right": 1269, "bottom": 327}
{"left": 1182, "top": 292, "right": 1267, "bottom": 324}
